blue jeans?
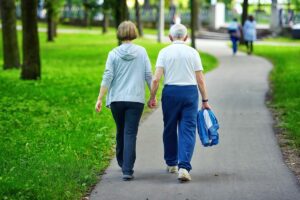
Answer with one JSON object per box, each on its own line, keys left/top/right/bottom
{"left": 162, "top": 85, "right": 198, "bottom": 171}
{"left": 230, "top": 36, "right": 239, "bottom": 54}
{"left": 110, "top": 101, "right": 144, "bottom": 175}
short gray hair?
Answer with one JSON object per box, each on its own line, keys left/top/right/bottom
{"left": 169, "top": 24, "right": 187, "bottom": 39}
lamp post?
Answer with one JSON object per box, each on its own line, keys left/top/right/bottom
{"left": 158, "top": 0, "right": 164, "bottom": 43}
{"left": 191, "top": 0, "right": 199, "bottom": 48}
{"left": 271, "top": 0, "right": 280, "bottom": 33}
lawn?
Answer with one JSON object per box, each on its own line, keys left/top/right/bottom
{"left": 246, "top": 45, "right": 300, "bottom": 150}
{"left": 263, "top": 37, "right": 300, "bottom": 44}
{"left": 16, "top": 20, "right": 191, "bottom": 39}
{"left": 0, "top": 30, "right": 218, "bottom": 199}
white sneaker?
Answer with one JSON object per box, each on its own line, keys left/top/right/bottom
{"left": 178, "top": 168, "right": 191, "bottom": 182}
{"left": 166, "top": 166, "right": 178, "bottom": 173}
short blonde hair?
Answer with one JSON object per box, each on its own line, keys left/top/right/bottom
{"left": 117, "top": 21, "right": 138, "bottom": 41}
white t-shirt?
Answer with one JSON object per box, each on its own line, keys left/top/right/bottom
{"left": 156, "top": 41, "right": 203, "bottom": 86}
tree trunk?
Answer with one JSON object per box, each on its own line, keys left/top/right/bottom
{"left": 121, "top": 0, "right": 128, "bottom": 21}
{"left": 115, "top": 0, "right": 128, "bottom": 27}
{"left": 21, "top": 0, "right": 41, "bottom": 80}
{"left": 83, "top": 0, "right": 89, "bottom": 26}
{"left": 191, "top": 0, "right": 199, "bottom": 48}
{"left": 116, "top": 0, "right": 128, "bottom": 45}
{"left": 0, "top": 0, "right": 20, "bottom": 69}
{"left": 102, "top": 10, "right": 109, "bottom": 34}
{"left": 241, "top": 0, "right": 248, "bottom": 26}
{"left": 143, "top": 0, "right": 150, "bottom": 9}
{"left": 67, "top": 0, "right": 72, "bottom": 12}
{"left": 47, "top": 7, "right": 54, "bottom": 41}
{"left": 157, "top": 0, "right": 164, "bottom": 43}
{"left": 84, "top": 7, "right": 89, "bottom": 26}
{"left": 135, "top": 0, "right": 143, "bottom": 37}
{"left": 102, "top": 0, "right": 110, "bottom": 34}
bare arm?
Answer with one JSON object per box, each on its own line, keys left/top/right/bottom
{"left": 95, "top": 86, "right": 108, "bottom": 112}
{"left": 144, "top": 53, "right": 153, "bottom": 90}
{"left": 196, "top": 71, "right": 211, "bottom": 109}
{"left": 95, "top": 52, "right": 114, "bottom": 113}
{"left": 150, "top": 68, "right": 164, "bottom": 99}
{"left": 148, "top": 67, "right": 164, "bottom": 108}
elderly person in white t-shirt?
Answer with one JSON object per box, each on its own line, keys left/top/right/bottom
{"left": 148, "top": 24, "right": 211, "bottom": 182}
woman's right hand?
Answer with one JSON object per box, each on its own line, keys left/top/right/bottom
{"left": 95, "top": 100, "right": 102, "bottom": 112}
{"left": 147, "top": 97, "right": 157, "bottom": 108}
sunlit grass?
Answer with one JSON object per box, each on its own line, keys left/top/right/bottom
{"left": 263, "top": 37, "right": 300, "bottom": 44}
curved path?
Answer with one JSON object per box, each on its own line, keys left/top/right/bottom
{"left": 90, "top": 40, "right": 300, "bottom": 200}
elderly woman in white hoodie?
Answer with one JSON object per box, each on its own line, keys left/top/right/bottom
{"left": 243, "top": 15, "right": 257, "bottom": 55}
{"left": 95, "top": 21, "right": 152, "bottom": 181}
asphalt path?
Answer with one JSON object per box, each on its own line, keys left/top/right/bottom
{"left": 90, "top": 39, "right": 300, "bottom": 200}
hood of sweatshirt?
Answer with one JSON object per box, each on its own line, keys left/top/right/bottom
{"left": 113, "top": 43, "right": 138, "bottom": 61}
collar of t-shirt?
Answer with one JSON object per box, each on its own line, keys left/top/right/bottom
{"left": 172, "top": 40, "right": 185, "bottom": 44}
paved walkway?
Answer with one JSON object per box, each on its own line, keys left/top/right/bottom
{"left": 90, "top": 40, "right": 300, "bottom": 200}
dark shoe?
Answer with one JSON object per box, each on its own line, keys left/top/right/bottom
{"left": 122, "top": 174, "right": 134, "bottom": 181}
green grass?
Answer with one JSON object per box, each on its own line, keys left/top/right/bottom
{"left": 0, "top": 30, "right": 218, "bottom": 199}
{"left": 263, "top": 37, "right": 300, "bottom": 44}
{"left": 242, "top": 45, "right": 300, "bottom": 150}
{"left": 201, "top": 51, "right": 218, "bottom": 72}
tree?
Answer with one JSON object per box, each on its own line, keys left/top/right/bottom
{"left": 191, "top": 0, "right": 199, "bottom": 48}
{"left": 44, "top": 0, "right": 65, "bottom": 42}
{"left": 143, "top": 0, "right": 150, "bottom": 8}
{"left": 114, "top": 0, "right": 128, "bottom": 28}
{"left": 135, "top": 0, "right": 143, "bottom": 37}
{"left": 0, "top": 0, "right": 20, "bottom": 69}
{"left": 82, "top": 0, "right": 101, "bottom": 27}
{"left": 114, "top": 0, "right": 128, "bottom": 45}
{"left": 21, "top": 0, "right": 41, "bottom": 80}
{"left": 83, "top": 0, "right": 92, "bottom": 26}
{"left": 241, "top": 0, "right": 248, "bottom": 26}
{"left": 102, "top": 0, "right": 111, "bottom": 34}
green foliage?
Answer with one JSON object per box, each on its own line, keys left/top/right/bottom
{"left": 0, "top": 28, "right": 218, "bottom": 199}
{"left": 44, "top": 0, "right": 65, "bottom": 18}
{"left": 68, "top": 0, "right": 82, "bottom": 6}
{"left": 82, "top": 0, "right": 101, "bottom": 9}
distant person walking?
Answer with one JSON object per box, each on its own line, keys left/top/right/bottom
{"left": 228, "top": 18, "right": 241, "bottom": 55}
{"left": 95, "top": 21, "right": 152, "bottom": 181}
{"left": 148, "top": 24, "right": 211, "bottom": 182}
{"left": 243, "top": 15, "right": 257, "bottom": 55}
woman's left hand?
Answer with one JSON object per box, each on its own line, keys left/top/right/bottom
{"left": 95, "top": 100, "right": 102, "bottom": 112}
